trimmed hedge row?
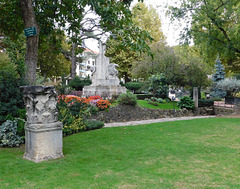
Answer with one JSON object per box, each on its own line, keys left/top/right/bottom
{"left": 136, "top": 94, "right": 153, "bottom": 100}
{"left": 198, "top": 99, "right": 214, "bottom": 107}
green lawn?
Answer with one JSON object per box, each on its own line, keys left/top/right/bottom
{"left": 138, "top": 100, "right": 180, "bottom": 109}
{"left": 1, "top": 118, "right": 240, "bottom": 188}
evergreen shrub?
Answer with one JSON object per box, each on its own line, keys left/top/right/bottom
{"left": 198, "top": 99, "right": 214, "bottom": 107}
{"left": 125, "top": 81, "right": 143, "bottom": 93}
{"left": 0, "top": 120, "right": 23, "bottom": 147}
{"left": 69, "top": 76, "right": 91, "bottom": 91}
{"left": 86, "top": 119, "right": 104, "bottom": 131}
{"left": 0, "top": 54, "right": 25, "bottom": 125}
{"left": 136, "top": 94, "right": 153, "bottom": 100}
{"left": 118, "top": 92, "right": 137, "bottom": 106}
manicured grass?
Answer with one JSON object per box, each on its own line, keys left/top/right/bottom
{"left": 138, "top": 100, "right": 180, "bottom": 109}
{"left": 1, "top": 118, "right": 240, "bottom": 188}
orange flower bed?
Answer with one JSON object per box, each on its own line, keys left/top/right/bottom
{"left": 96, "top": 100, "right": 111, "bottom": 110}
{"left": 58, "top": 95, "right": 90, "bottom": 105}
{"left": 88, "top": 95, "right": 102, "bottom": 100}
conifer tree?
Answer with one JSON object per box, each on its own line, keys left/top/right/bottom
{"left": 212, "top": 57, "right": 225, "bottom": 83}
{"left": 210, "top": 57, "right": 226, "bottom": 98}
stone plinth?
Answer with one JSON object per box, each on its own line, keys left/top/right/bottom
{"left": 83, "top": 85, "right": 126, "bottom": 98}
{"left": 21, "top": 86, "right": 63, "bottom": 163}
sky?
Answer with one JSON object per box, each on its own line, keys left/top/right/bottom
{"left": 85, "top": 0, "right": 185, "bottom": 52}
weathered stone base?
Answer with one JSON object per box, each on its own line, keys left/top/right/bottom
{"left": 23, "top": 122, "right": 64, "bottom": 163}
{"left": 83, "top": 85, "right": 126, "bottom": 98}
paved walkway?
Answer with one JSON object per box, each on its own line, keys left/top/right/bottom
{"left": 104, "top": 116, "right": 216, "bottom": 127}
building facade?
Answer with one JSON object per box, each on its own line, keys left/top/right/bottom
{"left": 76, "top": 48, "right": 99, "bottom": 78}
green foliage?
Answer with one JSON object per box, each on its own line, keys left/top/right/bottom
{"left": 156, "top": 98, "right": 164, "bottom": 103}
{"left": 3, "top": 34, "right": 26, "bottom": 77}
{"left": 216, "top": 78, "right": 240, "bottom": 97}
{"left": 105, "top": 2, "right": 165, "bottom": 82}
{"left": 136, "top": 94, "right": 153, "bottom": 100}
{"left": 201, "top": 92, "right": 206, "bottom": 99}
{"left": 0, "top": 52, "right": 25, "bottom": 125}
{"left": 38, "top": 31, "right": 71, "bottom": 79}
{"left": 0, "top": 120, "right": 23, "bottom": 147}
{"left": 125, "top": 81, "right": 144, "bottom": 93}
{"left": 177, "top": 96, "right": 194, "bottom": 109}
{"left": 168, "top": 0, "right": 240, "bottom": 70}
{"left": 117, "top": 92, "right": 138, "bottom": 106}
{"left": 212, "top": 57, "right": 225, "bottom": 83}
{"left": 106, "top": 38, "right": 139, "bottom": 82}
{"left": 56, "top": 76, "right": 72, "bottom": 95}
{"left": 58, "top": 104, "right": 87, "bottom": 136}
{"left": 148, "top": 74, "right": 168, "bottom": 99}
{"left": 132, "top": 2, "right": 166, "bottom": 44}
{"left": 211, "top": 57, "right": 227, "bottom": 98}
{"left": 69, "top": 76, "right": 92, "bottom": 91}
{"left": 85, "top": 119, "right": 104, "bottom": 131}
{"left": 132, "top": 44, "right": 211, "bottom": 89}
{"left": 198, "top": 99, "right": 214, "bottom": 107}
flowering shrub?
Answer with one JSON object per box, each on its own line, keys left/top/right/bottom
{"left": 89, "top": 99, "right": 101, "bottom": 106}
{"left": 96, "top": 100, "right": 111, "bottom": 110}
{"left": 57, "top": 95, "right": 107, "bottom": 136}
{"left": 88, "top": 95, "right": 102, "bottom": 100}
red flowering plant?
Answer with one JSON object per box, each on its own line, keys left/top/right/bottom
{"left": 88, "top": 95, "right": 102, "bottom": 106}
{"left": 57, "top": 95, "right": 91, "bottom": 117}
{"left": 88, "top": 95, "right": 102, "bottom": 100}
{"left": 96, "top": 100, "right": 111, "bottom": 110}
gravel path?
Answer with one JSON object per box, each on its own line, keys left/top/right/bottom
{"left": 104, "top": 116, "right": 216, "bottom": 127}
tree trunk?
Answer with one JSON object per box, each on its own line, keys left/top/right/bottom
{"left": 71, "top": 42, "right": 76, "bottom": 79}
{"left": 20, "top": 0, "right": 39, "bottom": 85}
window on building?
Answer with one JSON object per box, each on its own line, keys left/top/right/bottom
{"left": 92, "top": 60, "right": 95, "bottom": 65}
{"left": 88, "top": 60, "right": 90, "bottom": 64}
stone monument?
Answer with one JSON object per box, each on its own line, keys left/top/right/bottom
{"left": 193, "top": 87, "right": 199, "bottom": 115}
{"left": 83, "top": 41, "right": 126, "bottom": 98}
{"left": 21, "top": 86, "right": 63, "bottom": 162}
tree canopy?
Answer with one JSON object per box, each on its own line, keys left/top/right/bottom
{"left": 106, "top": 2, "right": 165, "bottom": 82}
{"left": 168, "top": 0, "right": 240, "bottom": 71}
{"left": 0, "top": 0, "right": 152, "bottom": 84}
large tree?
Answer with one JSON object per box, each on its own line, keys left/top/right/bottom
{"left": 0, "top": 0, "right": 152, "bottom": 85}
{"left": 38, "top": 32, "right": 71, "bottom": 81}
{"left": 168, "top": 0, "right": 240, "bottom": 70}
{"left": 106, "top": 2, "right": 165, "bottom": 82}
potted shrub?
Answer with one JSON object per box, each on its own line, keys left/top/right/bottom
{"left": 216, "top": 78, "right": 240, "bottom": 104}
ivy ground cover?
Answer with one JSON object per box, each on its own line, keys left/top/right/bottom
{"left": 0, "top": 118, "right": 240, "bottom": 188}
{"left": 138, "top": 100, "right": 180, "bottom": 110}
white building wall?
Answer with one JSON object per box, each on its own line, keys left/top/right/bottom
{"left": 76, "top": 49, "right": 98, "bottom": 78}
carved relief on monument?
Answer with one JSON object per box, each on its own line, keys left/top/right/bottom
{"left": 21, "top": 86, "right": 58, "bottom": 124}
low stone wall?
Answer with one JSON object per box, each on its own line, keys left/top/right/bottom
{"left": 214, "top": 107, "right": 234, "bottom": 115}
{"left": 90, "top": 104, "right": 232, "bottom": 123}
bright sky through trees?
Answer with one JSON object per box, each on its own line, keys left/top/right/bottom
{"left": 86, "top": 0, "right": 186, "bottom": 52}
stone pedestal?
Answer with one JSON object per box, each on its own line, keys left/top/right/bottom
{"left": 83, "top": 85, "right": 126, "bottom": 98}
{"left": 21, "top": 86, "right": 63, "bottom": 163}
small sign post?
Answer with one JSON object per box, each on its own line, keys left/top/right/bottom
{"left": 172, "top": 96, "right": 176, "bottom": 116}
{"left": 24, "top": 27, "right": 37, "bottom": 37}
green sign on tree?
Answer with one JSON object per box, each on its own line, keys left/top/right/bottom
{"left": 24, "top": 27, "right": 37, "bottom": 37}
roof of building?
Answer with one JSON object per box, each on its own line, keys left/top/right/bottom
{"left": 83, "top": 48, "right": 99, "bottom": 54}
